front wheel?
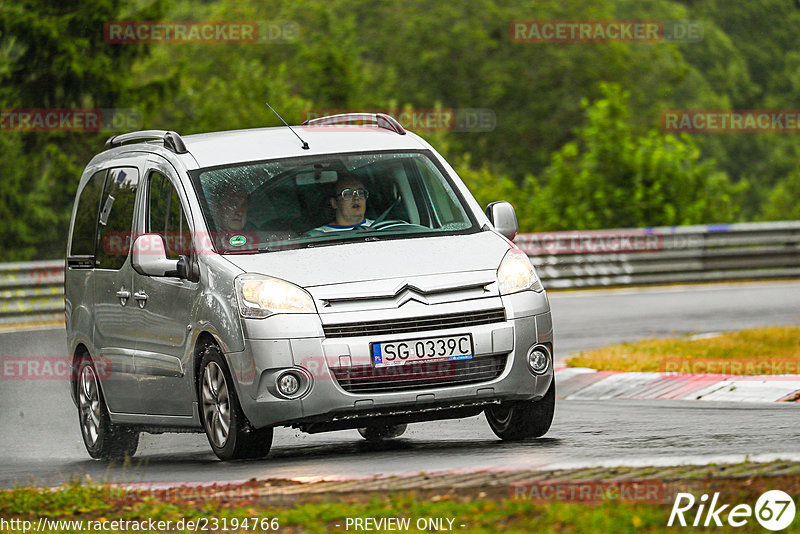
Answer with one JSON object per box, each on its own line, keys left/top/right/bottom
{"left": 198, "top": 345, "right": 273, "bottom": 460}
{"left": 77, "top": 358, "right": 139, "bottom": 460}
{"left": 485, "top": 378, "right": 555, "bottom": 440}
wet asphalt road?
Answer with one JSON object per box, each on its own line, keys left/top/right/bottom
{"left": 1, "top": 280, "right": 798, "bottom": 489}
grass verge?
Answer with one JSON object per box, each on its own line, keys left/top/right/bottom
{"left": 565, "top": 326, "right": 800, "bottom": 374}
{"left": 2, "top": 462, "right": 800, "bottom": 533}
{"left": 0, "top": 487, "right": 666, "bottom": 533}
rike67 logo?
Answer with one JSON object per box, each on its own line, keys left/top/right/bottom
{"left": 669, "top": 490, "right": 796, "bottom": 531}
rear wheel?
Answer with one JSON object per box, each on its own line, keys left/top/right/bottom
{"left": 77, "top": 358, "right": 139, "bottom": 460}
{"left": 357, "top": 424, "right": 407, "bottom": 441}
{"left": 485, "top": 378, "right": 555, "bottom": 440}
{"left": 198, "top": 345, "right": 273, "bottom": 460}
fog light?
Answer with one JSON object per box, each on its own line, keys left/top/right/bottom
{"left": 527, "top": 345, "right": 550, "bottom": 375}
{"left": 277, "top": 372, "right": 301, "bottom": 397}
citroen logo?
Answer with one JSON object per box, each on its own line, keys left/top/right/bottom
{"left": 394, "top": 283, "right": 429, "bottom": 306}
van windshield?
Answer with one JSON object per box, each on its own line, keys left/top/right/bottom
{"left": 190, "top": 150, "right": 479, "bottom": 252}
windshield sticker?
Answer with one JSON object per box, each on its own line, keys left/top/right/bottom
{"left": 229, "top": 235, "right": 247, "bottom": 247}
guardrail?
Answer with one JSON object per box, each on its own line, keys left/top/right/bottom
{"left": 516, "top": 221, "right": 800, "bottom": 289}
{"left": 0, "top": 221, "right": 798, "bottom": 326}
{"left": 0, "top": 260, "right": 64, "bottom": 326}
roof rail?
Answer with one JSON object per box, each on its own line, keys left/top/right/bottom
{"left": 104, "top": 130, "right": 189, "bottom": 154}
{"left": 302, "top": 113, "right": 406, "bottom": 135}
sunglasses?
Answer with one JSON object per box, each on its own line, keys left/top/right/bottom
{"left": 338, "top": 188, "right": 369, "bottom": 200}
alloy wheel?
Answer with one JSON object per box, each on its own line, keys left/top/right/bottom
{"left": 201, "top": 361, "right": 231, "bottom": 448}
{"left": 78, "top": 364, "right": 101, "bottom": 447}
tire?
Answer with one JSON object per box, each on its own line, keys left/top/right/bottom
{"left": 357, "top": 423, "right": 407, "bottom": 441}
{"left": 198, "top": 345, "right": 273, "bottom": 460}
{"left": 77, "top": 357, "right": 139, "bottom": 460}
{"left": 485, "top": 378, "right": 555, "bottom": 440}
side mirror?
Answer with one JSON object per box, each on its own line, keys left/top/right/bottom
{"left": 132, "top": 233, "right": 181, "bottom": 277}
{"left": 485, "top": 201, "right": 518, "bottom": 241}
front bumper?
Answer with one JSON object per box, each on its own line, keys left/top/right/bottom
{"left": 226, "top": 290, "right": 554, "bottom": 429}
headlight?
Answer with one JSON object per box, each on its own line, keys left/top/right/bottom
{"left": 235, "top": 274, "right": 317, "bottom": 318}
{"left": 497, "top": 248, "right": 544, "bottom": 295}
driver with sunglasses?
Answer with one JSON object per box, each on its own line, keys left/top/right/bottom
{"left": 308, "top": 177, "right": 373, "bottom": 234}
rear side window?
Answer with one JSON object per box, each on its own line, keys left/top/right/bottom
{"left": 148, "top": 172, "right": 191, "bottom": 260}
{"left": 69, "top": 170, "right": 106, "bottom": 258}
{"left": 96, "top": 167, "right": 140, "bottom": 270}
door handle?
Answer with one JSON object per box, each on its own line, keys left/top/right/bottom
{"left": 116, "top": 289, "right": 130, "bottom": 306}
{"left": 133, "top": 291, "right": 148, "bottom": 309}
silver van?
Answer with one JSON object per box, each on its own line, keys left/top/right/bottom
{"left": 65, "top": 114, "right": 554, "bottom": 460}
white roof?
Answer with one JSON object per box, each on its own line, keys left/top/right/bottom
{"left": 180, "top": 125, "right": 429, "bottom": 168}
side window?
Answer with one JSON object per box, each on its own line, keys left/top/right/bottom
{"left": 69, "top": 170, "right": 106, "bottom": 258}
{"left": 148, "top": 172, "right": 191, "bottom": 260}
{"left": 96, "top": 167, "right": 140, "bottom": 270}
{"left": 414, "top": 159, "right": 467, "bottom": 228}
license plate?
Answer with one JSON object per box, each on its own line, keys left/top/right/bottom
{"left": 371, "top": 334, "right": 473, "bottom": 367}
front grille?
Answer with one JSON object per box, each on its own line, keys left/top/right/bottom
{"left": 331, "top": 354, "right": 508, "bottom": 394}
{"left": 322, "top": 308, "right": 506, "bottom": 338}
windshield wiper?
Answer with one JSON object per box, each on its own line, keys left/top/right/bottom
{"left": 258, "top": 244, "right": 297, "bottom": 253}
{"left": 304, "top": 235, "right": 386, "bottom": 248}
{"left": 221, "top": 248, "right": 260, "bottom": 255}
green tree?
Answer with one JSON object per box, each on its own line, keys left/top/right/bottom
{"left": 4, "top": 0, "right": 798, "bottom": 262}
{"left": 0, "top": 0, "right": 163, "bottom": 261}
{"left": 451, "top": 154, "right": 539, "bottom": 226}
{"left": 761, "top": 170, "right": 800, "bottom": 221}
{"left": 538, "top": 83, "right": 744, "bottom": 230}
{"left": 674, "top": 0, "right": 800, "bottom": 215}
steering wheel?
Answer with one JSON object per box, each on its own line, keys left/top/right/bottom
{"left": 369, "top": 219, "right": 410, "bottom": 231}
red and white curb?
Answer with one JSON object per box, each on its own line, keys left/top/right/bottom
{"left": 555, "top": 366, "right": 800, "bottom": 402}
